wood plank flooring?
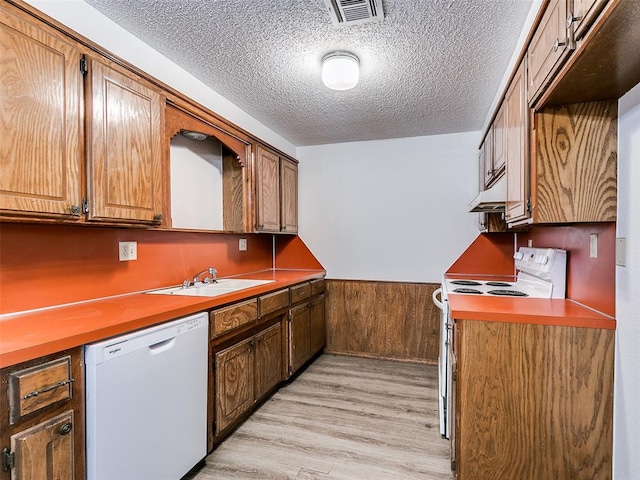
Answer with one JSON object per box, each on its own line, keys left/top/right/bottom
{"left": 186, "top": 354, "right": 453, "bottom": 480}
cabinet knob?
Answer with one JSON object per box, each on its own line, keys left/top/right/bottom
{"left": 282, "top": 225, "right": 287, "bottom": 231}
{"left": 553, "top": 38, "right": 566, "bottom": 52}
{"left": 566, "top": 14, "right": 582, "bottom": 28}
{"left": 69, "top": 204, "right": 81, "bottom": 216}
{"left": 250, "top": 339, "right": 256, "bottom": 347}
{"left": 59, "top": 423, "right": 73, "bottom": 436}
{"left": 258, "top": 224, "right": 264, "bottom": 229}
{"left": 153, "top": 213, "right": 163, "bottom": 223}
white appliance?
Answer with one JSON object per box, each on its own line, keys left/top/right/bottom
{"left": 85, "top": 313, "right": 208, "bottom": 480}
{"left": 432, "top": 247, "right": 567, "bottom": 439}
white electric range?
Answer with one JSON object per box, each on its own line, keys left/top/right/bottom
{"left": 433, "top": 247, "right": 567, "bottom": 438}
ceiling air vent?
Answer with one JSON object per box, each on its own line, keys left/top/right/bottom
{"left": 324, "top": 0, "right": 384, "bottom": 26}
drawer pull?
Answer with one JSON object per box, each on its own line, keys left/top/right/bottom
{"left": 59, "top": 422, "right": 73, "bottom": 436}
{"left": 22, "top": 379, "right": 74, "bottom": 400}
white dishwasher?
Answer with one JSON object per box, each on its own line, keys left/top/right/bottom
{"left": 85, "top": 312, "right": 208, "bottom": 480}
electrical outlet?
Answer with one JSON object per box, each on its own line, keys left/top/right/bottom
{"left": 589, "top": 233, "right": 598, "bottom": 259}
{"left": 119, "top": 241, "right": 137, "bottom": 261}
{"left": 239, "top": 238, "right": 248, "bottom": 251}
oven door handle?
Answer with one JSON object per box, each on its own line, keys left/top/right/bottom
{"left": 432, "top": 288, "right": 444, "bottom": 310}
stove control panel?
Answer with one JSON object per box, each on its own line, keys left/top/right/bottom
{"left": 514, "top": 247, "right": 563, "bottom": 274}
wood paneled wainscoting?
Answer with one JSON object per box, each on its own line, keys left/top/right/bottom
{"left": 325, "top": 280, "right": 441, "bottom": 364}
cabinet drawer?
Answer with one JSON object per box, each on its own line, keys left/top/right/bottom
{"left": 290, "top": 283, "right": 311, "bottom": 303}
{"left": 210, "top": 299, "right": 258, "bottom": 337}
{"left": 310, "top": 278, "right": 325, "bottom": 296}
{"left": 259, "top": 289, "right": 290, "bottom": 317}
{"left": 8, "top": 356, "right": 73, "bottom": 425}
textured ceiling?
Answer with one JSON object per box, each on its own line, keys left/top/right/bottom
{"left": 85, "top": 0, "right": 533, "bottom": 146}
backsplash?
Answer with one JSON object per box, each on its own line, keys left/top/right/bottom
{"left": 0, "top": 223, "right": 273, "bottom": 314}
{"left": 519, "top": 222, "right": 616, "bottom": 317}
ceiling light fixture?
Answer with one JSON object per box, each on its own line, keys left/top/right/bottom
{"left": 321, "top": 51, "right": 360, "bottom": 91}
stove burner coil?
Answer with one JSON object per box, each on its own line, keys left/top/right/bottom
{"left": 485, "top": 282, "right": 513, "bottom": 287}
{"left": 450, "top": 280, "right": 482, "bottom": 286}
{"left": 488, "top": 289, "right": 529, "bottom": 297}
{"left": 453, "top": 288, "right": 483, "bottom": 294}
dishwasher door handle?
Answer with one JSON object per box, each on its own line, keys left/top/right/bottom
{"left": 148, "top": 337, "right": 176, "bottom": 354}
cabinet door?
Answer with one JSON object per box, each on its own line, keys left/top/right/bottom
{"left": 572, "top": 0, "right": 608, "bottom": 41}
{"left": 279, "top": 158, "right": 298, "bottom": 233}
{"left": 215, "top": 338, "right": 254, "bottom": 434}
{"left": 527, "top": 0, "right": 570, "bottom": 103}
{"left": 10, "top": 410, "right": 75, "bottom": 480}
{"left": 309, "top": 295, "right": 326, "bottom": 355}
{"left": 491, "top": 103, "right": 506, "bottom": 179}
{"left": 0, "top": 6, "right": 82, "bottom": 219}
{"left": 86, "top": 58, "right": 163, "bottom": 224}
{"left": 254, "top": 323, "right": 283, "bottom": 401}
{"left": 255, "top": 146, "right": 280, "bottom": 232}
{"left": 504, "top": 61, "right": 529, "bottom": 224}
{"left": 288, "top": 303, "right": 311, "bottom": 375}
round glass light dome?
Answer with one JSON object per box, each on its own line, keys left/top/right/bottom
{"left": 321, "top": 52, "right": 360, "bottom": 91}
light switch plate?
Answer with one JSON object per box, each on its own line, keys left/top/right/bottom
{"left": 616, "top": 237, "right": 627, "bottom": 267}
{"left": 589, "top": 234, "right": 598, "bottom": 259}
{"left": 239, "top": 238, "right": 247, "bottom": 251}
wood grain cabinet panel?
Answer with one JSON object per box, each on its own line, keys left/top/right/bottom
{"left": 0, "top": 4, "right": 83, "bottom": 220}
{"left": 9, "top": 410, "right": 75, "bottom": 480}
{"left": 1, "top": 348, "right": 85, "bottom": 480}
{"left": 254, "top": 323, "right": 283, "bottom": 400}
{"left": 290, "top": 282, "right": 311, "bottom": 304}
{"left": 254, "top": 144, "right": 299, "bottom": 234}
{"left": 214, "top": 338, "right": 255, "bottom": 434}
{"left": 255, "top": 145, "right": 280, "bottom": 232}
{"left": 309, "top": 294, "right": 326, "bottom": 355}
{"left": 533, "top": 100, "right": 617, "bottom": 223}
{"left": 288, "top": 303, "right": 311, "bottom": 376}
{"left": 527, "top": 0, "right": 571, "bottom": 104}
{"left": 258, "top": 289, "right": 290, "bottom": 318}
{"left": 86, "top": 57, "right": 163, "bottom": 224}
{"left": 572, "top": 0, "right": 608, "bottom": 40}
{"left": 453, "top": 320, "right": 614, "bottom": 480}
{"left": 279, "top": 157, "right": 298, "bottom": 233}
{"left": 504, "top": 60, "right": 529, "bottom": 224}
{"left": 210, "top": 299, "right": 258, "bottom": 338}
{"left": 8, "top": 357, "right": 72, "bottom": 425}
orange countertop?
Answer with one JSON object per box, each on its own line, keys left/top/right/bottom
{"left": 0, "top": 269, "right": 325, "bottom": 368}
{"left": 448, "top": 294, "right": 616, "bottom": 330}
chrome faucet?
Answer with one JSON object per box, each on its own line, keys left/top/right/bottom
{"left": 192, "top": 267, "right": 218, "bottom": 285}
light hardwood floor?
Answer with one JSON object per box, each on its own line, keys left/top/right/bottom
{"left": 186, "top": 354, "right": 453, "bottom": 480}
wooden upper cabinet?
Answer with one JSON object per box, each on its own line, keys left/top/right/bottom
{"left": 504, "top": 61, "right": 529, "bottom": 224}
{"left": 571, "top": 0, "right": 608, "bottom": 41}
{"left": 255, "top": 145, "right": 280, "bottom": 232}
{"left": 527, "top": 0, "right": 571, "bottom": 105}
{"left": 280, "top": 157, "right": 298, "bottom": 234}
{"left": 0, "top": 4, "right": 83, "bottom": 220}
{"left": 255, "top": 145, "right": 299, "bottom": 234}
{"left": 86, "top": 57, "right": 163, "bottom": 224}
{"left": 491, "top": 104, "right": 506, "bottom": 180}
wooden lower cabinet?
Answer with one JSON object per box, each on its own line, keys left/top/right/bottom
{"left": 214, "top": 337, "right": 255, "bottom": 434}
{"left": 214, "top": 322, "right": 283, "bottom": 436}
{"left": 309, "top": 294, "right": 326, "bottom": 355}
{"left": 288, "top": 293, "right": 326, "bottom": 377}
{"left": 0, "top": 349, "right": 84, "bottom": 480}
{"left": 451, "top": 319, "right": 614, "bottom": 480}
{"left": 9, "top": 411, "right": 75, "bottom": 480}
{"left": 254, "top": 323, "right": 283, "bottom": 400}
{"left": 288, "top": 303, "right": 311, "bottom": 375}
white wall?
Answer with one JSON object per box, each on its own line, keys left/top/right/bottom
{"left": 297, "top": 132, "right": 481, "bottom": 283}
{"left": 24, "top": 0, "right": 296, "bottom": 158}
{"left": 614, "top": 81, "right": 640, "bottom": 479}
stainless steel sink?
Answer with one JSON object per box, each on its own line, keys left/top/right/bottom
{"left": 146, "top": 278, "right": 274, "bottom": 297}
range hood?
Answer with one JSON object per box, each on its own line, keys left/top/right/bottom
{"left": 468, "top": 177, "right": 505, "bottom": 212}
